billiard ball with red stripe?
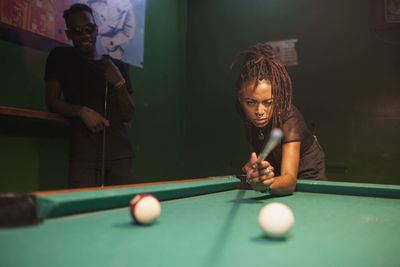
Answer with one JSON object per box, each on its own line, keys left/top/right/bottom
{"left": 130, "top": 194, "right": 161, "bottom": 225}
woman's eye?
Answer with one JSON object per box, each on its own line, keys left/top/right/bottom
{"left": 246, "top": 101, "right": 256, "bottom": 105}
{"left": 263, "top": 100, "right": 273, "bottom": 106}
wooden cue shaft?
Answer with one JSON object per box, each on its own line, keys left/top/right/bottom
{"left": 101, "top": 80, "right": 108, "bottom": 187}
{"left": 257, "top": 128, "right": 283, "bottom": 164}
{"left": 101, "top": 50, "right": 111, "bottom": 187}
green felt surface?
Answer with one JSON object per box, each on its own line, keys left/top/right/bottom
{"left": 1, "top": 179, "right": 400, "bottom": 267}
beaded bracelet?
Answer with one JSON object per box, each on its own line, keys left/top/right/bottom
{"left": 261, "top": 186, "right": 271, "bottom": 193}
{"left": 114, "top": 78, "right": 126, "bottom": 89}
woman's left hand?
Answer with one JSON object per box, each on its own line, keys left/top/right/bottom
{"left": 246, "top": 152, "right": 275, "bottom": 192}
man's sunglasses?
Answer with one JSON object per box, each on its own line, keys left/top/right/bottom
{"left": 67, "top": 23, "right": 97, "bottom": 36}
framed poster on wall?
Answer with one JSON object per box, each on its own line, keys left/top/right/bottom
{"left": 370, "top": 0, "right": 400, "bottom": 29}
{"left": 0, "top": 0, "right": 146, "bottom": 68}
{"left": 77, "top": 0, "right": 146, "bottom": 68}
{"left": 385, "top": 0, "right": 400, "bottom": 23}
{"left": 0, "top": 0, "right": 72, "bottom": 51}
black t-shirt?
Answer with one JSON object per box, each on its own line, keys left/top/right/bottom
{"left": 44, "top": 46, "right": 134, "bottom": 165}
{"left": 246, "top": 105, "right": 325, "bottom": 179}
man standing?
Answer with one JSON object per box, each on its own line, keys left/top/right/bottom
{"left": 45, "top": 4, "right": 135, "bottom": 188}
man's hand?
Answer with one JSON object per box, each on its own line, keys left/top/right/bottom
{"left": 99, "top": 56, "right": 135, "bottom": 123}
{"left": 101, "top": 56, "right": 124, "bottom": 86}
{"left": 79, "top": 106, "right": 109, "bottom": 133}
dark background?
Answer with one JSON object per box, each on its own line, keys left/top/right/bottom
{"left": 1, "top": 0, "right": 399, "bottom": 192}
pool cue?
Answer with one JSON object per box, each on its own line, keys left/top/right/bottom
{"left": 100, "top": 80, "right": 108, "bottom": 187}
{"left": 257, "top": 128, "right": 283, "bottom": 164}
{"left": 100, "top": 50, "right": 110, "bottom": 187}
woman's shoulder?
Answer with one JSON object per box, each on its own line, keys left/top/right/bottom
{"left": 283, "top": 105, "right": 305, "bottom": 122}
{"left": 281, "top": 105, "right": 309, "bottom": 136}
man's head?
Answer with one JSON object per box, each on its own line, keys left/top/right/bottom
{"left": 63, "top": 4, "right": 98, "bottom": 56}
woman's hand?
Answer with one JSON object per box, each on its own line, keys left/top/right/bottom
{"left": 246, "top": 152, "right": 275, "bottom": 192}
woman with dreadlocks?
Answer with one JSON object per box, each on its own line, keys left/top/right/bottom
{"left": 232, "top": 43, "right": 326, "bottom": 196}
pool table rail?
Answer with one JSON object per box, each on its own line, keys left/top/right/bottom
{"left": 35, "top": 176, "right": 240, "bottom": 219}
{"left": 33, "top": 177, "right": 400, "bottom": 221}
{"left": 296, "top": 180, "right": 400, "bottom": 199}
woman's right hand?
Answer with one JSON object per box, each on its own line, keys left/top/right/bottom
{"left": 245, "top": 152, "right": 275, "bottom": 192}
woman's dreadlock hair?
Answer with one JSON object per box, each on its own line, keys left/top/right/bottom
{"left": 231, "top": 43, "right": 293, "bottom": 129}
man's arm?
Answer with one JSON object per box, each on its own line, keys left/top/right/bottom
{"left": 102, "top": 59, "right": 135, "bottom": 122}
{"left": 115, "top": 82, "right": 136, "bottom": 123}
{"left": 45, "top": 79, "right": 109, "bottom": 133}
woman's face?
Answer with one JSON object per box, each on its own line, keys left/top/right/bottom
{"left": 239, "top": 79, "right": 273, "bottom": 128}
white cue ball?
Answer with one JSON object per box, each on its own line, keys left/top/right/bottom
{"left": 130, "top": 194, "right": 161, "bottom": 225}
{"left": 258, "top": 202, "right": 295, "bottom": 238}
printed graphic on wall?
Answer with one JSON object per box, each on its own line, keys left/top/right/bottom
{"left": 267, "top": 39, "right": 298, "bottom": 67}
{"left": 0, "top": 0, "right": 72, "bottom": 49}
{"left": 0, "top": 0, "right": 146, "bottom": 68}
{"left": 77, "top": 0, "right": 146, "bottom": 67}
{"left": 385, "top": 0, "right": 400, "bottom": 23}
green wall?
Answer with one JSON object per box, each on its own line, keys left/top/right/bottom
{"left": 0, "top": 40, "right": 70, "bottom": 192}
{"left": 184, "top": 0, "right": 400, "bottom": 185}
{"left": 130, "top": 0, "right": 187, "bottom": 181}
{"left": 0, "top": 0, "right": 187, "bottom": 192}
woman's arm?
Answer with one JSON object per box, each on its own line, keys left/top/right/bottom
{"left": 246, "top": 141, "right": 300, "bottom": 196}
{"left": 270, "top": 142, "right": 300, "bottom": 195}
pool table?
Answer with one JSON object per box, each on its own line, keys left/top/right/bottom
{"left": 1, "top": 176, "right": 400, "bottom": 267}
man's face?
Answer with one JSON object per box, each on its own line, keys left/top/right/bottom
{"left": 65, "top": 11, "right": 98, "bottom": 55}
